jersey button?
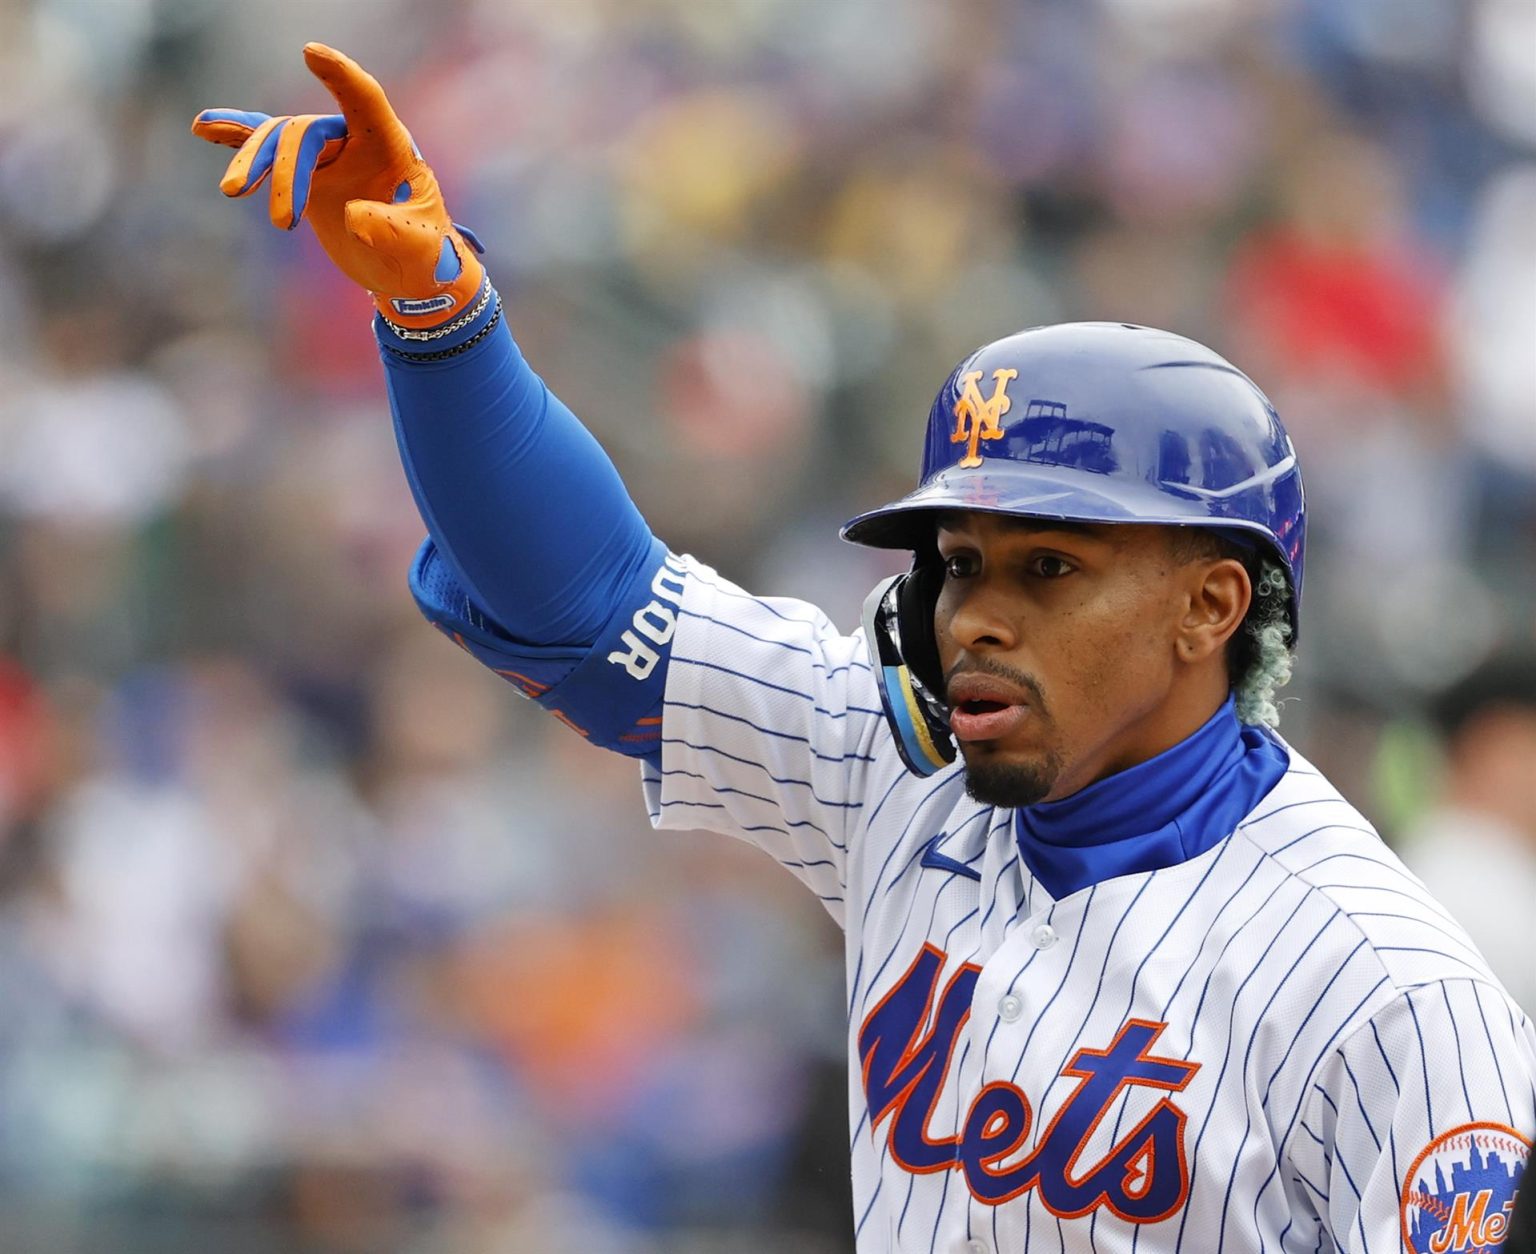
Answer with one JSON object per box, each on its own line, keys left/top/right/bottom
{"left": 1030, "top": 924, "right": 1058, "bottom": 950}
{"left": 998, "top": 994, "right": 1023, "bottom": 1023}
{"left": 962, "top": 1240, "right": 989, "bottom": 1254}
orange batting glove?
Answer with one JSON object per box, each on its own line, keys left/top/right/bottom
{"left": 191, "top": 43, "right": 485, "bottom": 329}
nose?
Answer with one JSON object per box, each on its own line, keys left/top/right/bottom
{"left": 940, "top": 577, "right": 1020, "bottom": 653}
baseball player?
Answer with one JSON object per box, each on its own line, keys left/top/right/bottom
{"left": 195, "top": 46, "right": 1534, "bottom": 1252}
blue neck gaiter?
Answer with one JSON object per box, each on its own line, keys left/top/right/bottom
{"left": 1014, "top": 696, "right": 1289, "bottom": 900}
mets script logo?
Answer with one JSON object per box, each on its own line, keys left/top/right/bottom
{"left": 858, "top": 944, "right": 1199, "bottom": 1221}
{"left": 1401, "top": 1122, "right": 1529, "bottom": 1253}
{"left": 950, "top": 368, "right": 1018, "bottom": 468}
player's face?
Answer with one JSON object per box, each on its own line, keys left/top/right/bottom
{"left": 933, "top": 513, "right": 1238, "bottom": 808}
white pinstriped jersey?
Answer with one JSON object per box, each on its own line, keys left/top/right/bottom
{"left": 640, "top": 558, "right": 1536, "bottom": 1253}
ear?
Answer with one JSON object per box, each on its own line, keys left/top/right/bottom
{"left": 1175, "top": 558, "right": 1251, "bottom": 664}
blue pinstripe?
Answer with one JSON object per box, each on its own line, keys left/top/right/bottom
{"left": 1307, "top": 881, "right": 1461, "bottom": 929}
{"left": 738, "top": 814, "right": 845, "bottom": 838}
{"left": 1242, "top": 797, "right": 1347, "bottom": 829}
{"left": 1372, "top": 945, "right": 1486, "bottom": 972}
{"left": 1293, "top": 850, "right": 1431, "bottom": 889}
{"left": 1368, "top": 1020, "right": 1399, "bottom": 1095}
{"left": 1339, "top": 1054, "right": 1381, "bottom": 1150}
{"left": 854, "top": 1177, "right": 883, "bottom": 1241}
{"left": 1206, "top": 912, "right": 1346, "bottom": 1254}
{"left": 1047, "top": 877, "right": 1155, "bottom": 1087}
{"left": 670, "top": 653, "right": 884, "bottom": 717}
{"left": 846, "top": 818, "right": 1001, "bottom": 1156}
{"left": 1440, "top": 983, "right": 1476, "bottom": 1122}
{"left": 847, "top": 856, "right": 984, "bottom": 1158}
{"left": 1157, "top": 849, "right": 1273, "bottom": 1017}
{"left": 1009, "top": 889, "right": 1097, "bottom": 1084}
{"left": 658, "top": 765, "right": 862, "bottom": 812}
{"left": 663, "top": 735, "right": 873, "bottom": 786}
{"left": 1473, "top": 983, "right": 1515, "bottom": 1126}
{"left": 1259, "top": 939, "right": 1371, "bottom": 1111}
{"left": 665, "top": 798, "right": 728, "bottom": 813}
{"left": 1405, "top": 990, "right": 1434, "bottom": 1135}
{"left": 678, "top": 606, "right": 874, "bottom": 673}
{"left": 688, "top": 568, "right": 837, "bottom": 627}
{"left": 977, "top": 851, "right": 1022, "bottom": 937}
{"left": 1095, "top": 839, "right": 1243, "bottom": 1253}
{"left": 1172, "top": 889, "right": 1320, "bottom": 1250}
{"left": 662, "top": 698, "right": 876, "bottom": 759}
{"left": 1251, "top": 975, "right": 1390, "bottom": 1249}
{"left": 1292, "top": 1167, "right": 1329, "bottom": 1204}
{"left": 1266, "top": 821, "right": 1379, "bottom": 858}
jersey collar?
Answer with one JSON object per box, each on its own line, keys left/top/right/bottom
{"left": 1012, "top": 696, "right": 1289, "bottom": 900}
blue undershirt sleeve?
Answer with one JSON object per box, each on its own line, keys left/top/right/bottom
{"left": 376, "top": 282, "right": 674, "bottom": 761}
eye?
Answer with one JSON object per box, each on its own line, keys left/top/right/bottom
{"left": 942, "top": 553, "right": 979, "bottom": 580}
{"left": 1029, "top": 554, "right": 1075, "bottom": 578}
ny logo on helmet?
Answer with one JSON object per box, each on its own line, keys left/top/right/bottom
{"left": 951, "top": 368, "right": 1019, "bottom": 468}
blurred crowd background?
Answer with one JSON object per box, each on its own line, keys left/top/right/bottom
{"left": 0, "top": 0, "right": 1533, "bottom": 1249}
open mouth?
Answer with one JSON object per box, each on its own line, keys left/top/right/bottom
{"left": 957, "top": 699, "right": 1011, "bottom": 715}
{"left": 949, "top": 699, "right": 1029, "bottom": 742}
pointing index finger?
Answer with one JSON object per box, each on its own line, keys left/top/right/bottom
{"left": 301, "top": 42, "right": 403, "bottom": 142}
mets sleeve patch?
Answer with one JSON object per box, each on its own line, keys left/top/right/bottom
{"left": 1400, "top": 1121, "right": 1529, "bottom": 1253}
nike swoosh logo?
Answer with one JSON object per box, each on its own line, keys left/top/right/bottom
{"left": 920, "top": 832, "right": 982, "bottom": 881}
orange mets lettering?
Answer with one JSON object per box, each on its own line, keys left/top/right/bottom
{"left": 951, "top": 368, "right": 1018, "bottom": 467}
{"left": 1429, "top": 1190, "right": 1510, "bottom": 1252}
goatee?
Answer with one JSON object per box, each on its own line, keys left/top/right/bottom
{"left": 962, "top": 752, "right": 1063, "bottom": 810}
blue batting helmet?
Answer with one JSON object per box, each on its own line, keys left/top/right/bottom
{"left": 843, "top": 321, "right": 1306, "bottom": 777}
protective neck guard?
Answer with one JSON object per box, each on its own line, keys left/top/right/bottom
{"left": 1014, "top": 697, "right": 1289, "bottom": 899}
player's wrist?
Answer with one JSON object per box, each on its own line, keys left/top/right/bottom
{"left": 375, "top": 274, "right": 502, "bottom": 362}
{"left": 372, "top": 242, "right": 486, "bottom": 327}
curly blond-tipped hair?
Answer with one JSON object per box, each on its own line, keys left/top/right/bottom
{"left": 1167, "top": 532, "right": 1296, "bottom": 728}
{"left": 1233, "top": 560, "right": 1294, "bottom": 728}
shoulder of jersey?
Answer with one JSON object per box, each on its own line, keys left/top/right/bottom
{"left": 1237, "top": 741, "right": 1500, "bottom": 995}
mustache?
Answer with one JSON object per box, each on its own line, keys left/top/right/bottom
{"left": 943, "top": 656, "right": 1047, "bottom": 713}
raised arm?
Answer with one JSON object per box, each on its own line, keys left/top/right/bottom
{"left": 192, "top": 48, "right": 886, "bottom": 900}
{"left": 193, "top": 44, "right": 669, "bottom": 753}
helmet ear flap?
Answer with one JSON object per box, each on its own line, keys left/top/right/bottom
{"left": 895, "top": 557, "right": 945, "bottom": 699}
{"left": 860, "top": 559, "right": 955, "bottom": 778}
